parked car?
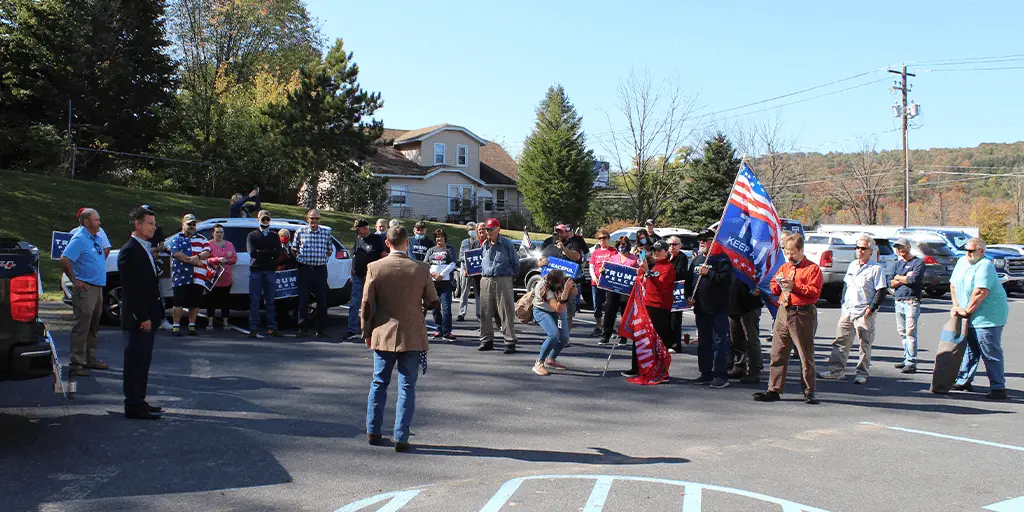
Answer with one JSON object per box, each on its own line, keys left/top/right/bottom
{"left": 802, "top": 233, "right": 859, "bottom": 304}
{"left": 897, "top": 228, "right": 1024, "bottom": 294}
{"left": 896, "top": 235, "right": 958, "bottom": 298}
{"left": 62, "top": 218, "right": 353, "bottom": 324}
{"left": 814, "top": 231, "right": 898, "bottom": 282}
{"left": 1, "top": 238, "right": 58, "bottom": 384}
{"left": 780, "top": 218, "right": 805, "bottom": 237}
{"left": 510, "top": 239, "right": 597, "bottom": 308}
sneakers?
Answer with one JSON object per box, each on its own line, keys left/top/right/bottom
{"left": 597, "top": 338, "right": 611, "bottom": 346}
{"left": 620, "top": 370, "right": 638, "bottom": 378}
{"left": 223, "top": 319, "right": 230, "bottom": 329}
{"left": 532, "top": 363, "right": 550, "bottom": 376}
{"left": 544, "top": 359, "right": 567, "bottom": 370}
{"left": 710, "top": 378, "right": 730, "bottom": 389}
{"left": 987, "top": 389, "right": 1008, "bottom": 400}
{"left": 456, "top": 315, "right": 465, "bottom": 322}
{"left": 901, "top": 365, "right": 917, "bottom": 374}
{"left": 854, "top": 375, "right": 868, "bottom": 385}
{"left": 478, "top": 342, "right": 494, "bottom": 351}
{"left": 206, "top": 324, "right": 214, "bottom": 332}
{"left": 616, "top": 337, "right": 629, "bottom": 346}
{"left": 503, "top": 345, "right": 517, "bottom": 355}
{"left": 804, "top": 393, "right": 820, "bottom": 405}
{"left": 188, "top": 325, "right": 198, "bottom": 336}
{"left": 817, "top": 371, "right": 845, "bottom": 381}
{"left": 691, "top": 374, "right": 714, "bottom": 385}
{"left": 591, "top": 327, "right": 602, "bottom": 337}
{"left": 443, "top": 333, "right": 457, "bottom": 342}
{"left": 247, "top": 331, "right": 258, "bottom": 339}
{"left": 171, "top": 325, "right": 182, "bottom": 337}
{"left": 894, "top": 362, "right": 906, "bottom": 369}
{"left": 431, "top": 330, "right": 442, "bottom": 339}
{"left": 753, "top": 390, "right": 781, "bottom": 402}
{"left": 952, "top": 383, "right": 974, "bottom": 392}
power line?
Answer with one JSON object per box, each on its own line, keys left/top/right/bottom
{"left": 692, "top": 68, "right": 887, "bottom": 117}
{"left": 912, "top": 53, "right": 1024, "bottom": 65}
{"left": 921, "top": 66, "right": 1024, "bottom": 72}
{"left": 916, "top": 163, "right": 1023, "bottom": 170}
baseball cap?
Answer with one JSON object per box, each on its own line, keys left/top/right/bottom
{"left": 697, "top": 228, "right": 716, "bottom": 240}
{"left": 651, "top": 240, "right": 670, "bottom": 251}
{"left": 77, "top": 207, "right": 87, "bottom": 218}
{"left": 414, "top": 220, "right": 427, "bottom": 229}
{"left": 484, "top": 218, "right": 501, "bottom": 230}
{"left": 645, "top": 219, "right": 656, "bottom": 226}
{"left": 182, "top": 213, "right": 197, "bottom": 224}
{"left": 140, "top": 204, "right": 153, "bottom": 212}
{"left": 352, "top": 218, "right": 369, "bottom": 230}
{"left": 893, "top": 237, "right": 911, "bottom": 248}
{"left": 554, "top": 223, "right": 570, "bottom": 232}
{"left": 257, "top": 210, "right": 271, "bottom": 221}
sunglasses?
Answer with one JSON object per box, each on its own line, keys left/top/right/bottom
{"left": 856, "top": 246, "right": 871, "bottom": 251}
{"left": 669, "top": 242, "right": 681, "bottom": 246}
{"left": 597, "top": 236, "right": 609, "bottom": 240}
{"left": 966, "top": 249, "right": 979, "bottom": 254}
{"left": 187, "top": 222, "right": 197, "bottom": 227}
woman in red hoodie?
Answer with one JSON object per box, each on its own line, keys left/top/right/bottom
{"left": 623, "top": 240, "right": 676, "bottom": 380}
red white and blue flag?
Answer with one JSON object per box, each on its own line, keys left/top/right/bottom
{"left": 710, "top": 162, "right": 785, "bottom": 317}
{"left": 617, "top": 274, "right": 671, "bottom": 385}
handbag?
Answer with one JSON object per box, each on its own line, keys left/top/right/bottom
{"left": 931, "top": 314, "right": 969, "bottom": 394}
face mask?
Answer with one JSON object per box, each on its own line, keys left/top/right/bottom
{"left": 415, "top": 234, "right": 425, "bottom": 240}
{"left": 618, "top": 246, "right": 629, "bottom": 254}
{"left": 638, "top": 239, "right": 647, "bottom": 246}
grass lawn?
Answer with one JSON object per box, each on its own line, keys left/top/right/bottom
{"left": 0, "top": 170, "right": 571, "bottom": 296}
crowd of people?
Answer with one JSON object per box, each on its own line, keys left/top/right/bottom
{"left": 57, "top": 201, "right": 1011, "bottom": 433}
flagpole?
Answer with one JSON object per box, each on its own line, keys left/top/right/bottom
{"left": 692, "top": 158, "right": 748, "bottom": 293}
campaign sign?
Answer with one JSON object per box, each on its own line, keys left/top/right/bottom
{"left": 597, "top": 262, "right": 637, "bottom": 295}
{"left": 275, "top": 269, "right": 298, "bottom": 299}
{"left": 203, "top": 266, "right": 227, "bottom": 292}
{"left": 464, "top": 248, "right": 483, "bottom": 276}
{"left": 671, "top": 280, "right": 688, "bottom": 312}
{"left": 541, "top": 256, "right": 581, "bottom": 279}
{"left": 50, "top": 231, "right": 73, "bottom": 260}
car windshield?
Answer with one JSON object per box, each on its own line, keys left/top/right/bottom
{"left": 920, "top": 242, "right": 955, "bottom": 257}
{"left": 876, "top": 240, "right": 894, "bottom": 255}
{"left": 944, "top": 232, "right": 972, "bottom": 251}
{"left": 781, "top": 221, "right": 804, "bottom": 236}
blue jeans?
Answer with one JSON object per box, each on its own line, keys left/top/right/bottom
{"left": 347, "top": 274, "right": 364, "bottom": 335}
{"left": 956, "top": 325, "right": 1006, "bottom": 390}
{"left": 248, "top": 270, "right": 277, "bottom": 331}
{"left": 533, "top": 307, "right": 569, "bottom": 362}
{"left": 695, "top": 310, "right": 731, "bottom": 379}
{"left": 432, "top": 281, "right": 453, "bottom": 335}
{"left": 366, "top": 350, "right": 421, "bottom": 443}
{"left": 894, "top": 299, "right": 920, "bottom": 365}
{"left": 591, "top": 286, "right": 606, "bottom": 321}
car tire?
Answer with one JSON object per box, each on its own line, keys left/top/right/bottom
{"left": 525, "top": 273, "right": 542, "bottom": 295}
{"left": 101, "top": 279, "right": 122, "bottom": 325}
{"left": 925, "top": 287, "right": 947, "bottom": 298}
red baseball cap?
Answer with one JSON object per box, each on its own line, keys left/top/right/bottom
{"left": 554, "top": 223, "right": 569, "bottom": 232}
{"left": 484, "top": 218, "right": 501, "bottom": 229}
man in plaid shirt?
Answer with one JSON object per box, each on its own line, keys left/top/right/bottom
{"left": 293, "top": 209, "right": 334, "bottom": 337}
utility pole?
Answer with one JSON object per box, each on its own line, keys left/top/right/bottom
{"left": 889, "top": 65, "right": 918, "bottom": 228}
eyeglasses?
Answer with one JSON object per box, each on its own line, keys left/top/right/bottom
{"left": 187, "top": 222, "right": 197, "bottom": 227}
{"left": 669, "top": 242, "right": 681, "bottom": 246}
{"left": 966, "top": 249, "right": 979, "bottom": 254}
{"left": 856, "top": 246, "right": 871, "bottom": 251}
{"left": 597, "top": 236, "right": 609, "bottom": 240}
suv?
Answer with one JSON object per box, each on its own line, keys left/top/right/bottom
{"left": 896, "top": 228, "right": 1024, "bottom": 294}
{"left": 1, "top": 238, "right": 58, "bottom": 383}
{"left": 62, "top": 218, "right": 353, "bottom": 324}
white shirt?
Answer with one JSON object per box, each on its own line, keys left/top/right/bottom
{"left": 841, "top": 259, "right": 886, "bottom": 319}
{"left": 132, "top": 235, "right": 158, "bottom": 275}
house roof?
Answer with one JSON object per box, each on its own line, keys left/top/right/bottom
{"left": 369, "top": 126, "right": 519, "bottom": 186}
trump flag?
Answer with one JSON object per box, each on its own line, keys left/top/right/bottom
{"left": 710, "top": 162, "right": 786, "bottom": 317}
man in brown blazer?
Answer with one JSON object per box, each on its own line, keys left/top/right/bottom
{"left": 362, "top": 226, "right": 439, "bottom": 453}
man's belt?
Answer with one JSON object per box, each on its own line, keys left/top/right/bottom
{"left": 785, "top": 304, "right": 815, "bottom": 311}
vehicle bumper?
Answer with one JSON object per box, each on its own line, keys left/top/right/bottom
{"left": 0, "top": 324, "right": 54, "bottom": 382}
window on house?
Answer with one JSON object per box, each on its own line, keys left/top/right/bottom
{"left": 496, "top": 189, "right": 507, "bottom": 211}
{"left": 448, "top": 184, "right": 474, "bottom": 214}
{"left": 456, "top": 144, "right": 468, "bottom": 166}
{"left": 390, "top": 185, "right": 408, "bottom": 207}
{"left": 434, "top": 143, "right": 446, "bottom": 165}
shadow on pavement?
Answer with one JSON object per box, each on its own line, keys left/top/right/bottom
{"left": 406, "top": 444, "right": 689, "bottom": 465}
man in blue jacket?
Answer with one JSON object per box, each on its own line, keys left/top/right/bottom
{"left": 478, "top": 218, "right": 520, "bottom": 354}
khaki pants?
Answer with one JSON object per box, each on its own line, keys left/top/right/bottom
{"left": 479, "top": 276, "right": 518, "bottom": 346}
{"left": 825, "top": 312, "right": 875, "bottom": 377}
{"left": 70, "top": 285, "right": 103, "bottom": 368}
{"left": 768, "top": 305, "right": 817, "bottom": 394}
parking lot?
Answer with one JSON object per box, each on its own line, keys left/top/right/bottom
{"left": 1, "top": 295, "right": 1021, "bottom": 512}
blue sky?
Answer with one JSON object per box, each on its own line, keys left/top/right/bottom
{"left": 306, "top": 0, "right": 1023, "bottom": 158}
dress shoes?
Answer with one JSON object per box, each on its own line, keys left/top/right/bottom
{"left": 144, "top": 402, "right": 163, "bottom": 413}
{"left": 394, "top": 442, "right": 411, "bottom": 453}
{"left": 125, "top": 407, "right": 162, "bottom": 420}
{"left": 368, "top": 434, "right": 385, "bottom": 446}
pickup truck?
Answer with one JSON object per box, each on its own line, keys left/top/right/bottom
{"left": 802, "top": 233, "right": 858, "bottom": 304}
{"left": 1, "top": 238, "right": 61, "bottom": 389}
{"left": 897, "top": 228, "right": 1024, "bottom": 295}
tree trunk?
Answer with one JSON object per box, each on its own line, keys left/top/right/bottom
{"left": 305, "top": 171, "right": 320, "bottom": 209}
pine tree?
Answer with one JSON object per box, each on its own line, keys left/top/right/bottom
{"left": 267, "top": 38, "right": 384, "bottom": 209}
{"left": 518, "top": 85, "right": 596, "bottom": 230}
{"left": 677, "top": 133, "right": 741, "bottom": 230}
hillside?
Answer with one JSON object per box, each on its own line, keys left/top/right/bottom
{"left": 0, "top": 170, "right": 554, "bottom": 295}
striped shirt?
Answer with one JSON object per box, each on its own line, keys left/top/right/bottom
{"left": 169, "top": 232, "right": 211, "bottom": 287}
{"left": 292, "top": 226, "right": 333, "bottom": 266}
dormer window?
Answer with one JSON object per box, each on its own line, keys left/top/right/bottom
{"left": 456, "top": 145, "right": 468, "bottom": 167}
{"left": 434, "top": 143, "right": 446, "bottom": 165}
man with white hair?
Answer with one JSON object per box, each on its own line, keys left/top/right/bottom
{"left": 819, "top": 235, "right": 887, "bottom": 384}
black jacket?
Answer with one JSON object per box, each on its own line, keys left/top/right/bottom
{"left": 669, "top": 252, "right": 689, "bottom": 286}
{"left": 684, "top": 253, "right": 733, "bottom": 315}
{"left": 117, "top": 237, "right": 164, "bottom": 330}
{"left": 247, "top": 228, "right": 283, "bottom": 272}
{"left": 353, "top": 233, "right": 387, "bottom": 278}
{"left": 729, "top": 278, "right": 763, "bottom": 315}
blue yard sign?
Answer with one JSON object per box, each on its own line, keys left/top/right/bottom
{"left": 671, "top": 280, "right": 688, "bottom": 312}
{"left": 596, "top": 262, "right": 637, "bottom": 295}
{"left": 50, "top": 231, "right": 73, "bottom": 260}
{"left": 464, "top": 248, "right": 483, "bottom": 276}
{"left": 541, "top": 257, "right": 581, "bottom": 279}
{"left": 275, "top": 269, "right": 298, "bottom": 299}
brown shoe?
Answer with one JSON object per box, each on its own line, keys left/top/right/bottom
{"left": 85, "top": 360, "right": 110, "bottom": 370}
{"left": 394, "top": 442, "right": 411, "bottom": 453}
{"left": 368, "top": 434, "right": 385, "bottom": 446}
{"left": 70, "top": 366, "right": 90, "bottom": 377}
{"left": 727, "top": 367, "right": 747, "bottom": 379}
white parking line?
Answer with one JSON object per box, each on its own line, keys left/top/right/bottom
{"left": 860, "top": 422, "right": 1024, "bottom": 452}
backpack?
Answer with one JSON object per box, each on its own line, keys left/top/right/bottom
{"left": 515, "top": 288, "right": 536, "bottom": 323}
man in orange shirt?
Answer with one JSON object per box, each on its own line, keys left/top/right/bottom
{"left": 754, "top": 233, "right": 824, "bottom": 404}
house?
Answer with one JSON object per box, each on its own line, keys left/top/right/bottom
{"left": 367, "top": 124, "right": 526, "bottom": 223}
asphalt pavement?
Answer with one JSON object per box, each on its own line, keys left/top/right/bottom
{"left": 1, "top": 295, "right": 1022, "bottom": 512}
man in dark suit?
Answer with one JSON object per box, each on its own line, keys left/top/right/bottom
{"left": 117, "top": 207, "right": 165, "bottom": 420}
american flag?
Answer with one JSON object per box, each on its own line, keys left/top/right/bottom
{"left": 710, "top": 162, "right": 786, "bottom": 317}
{"left": 522, "top": 230, "right": 532, "bottom": 248}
